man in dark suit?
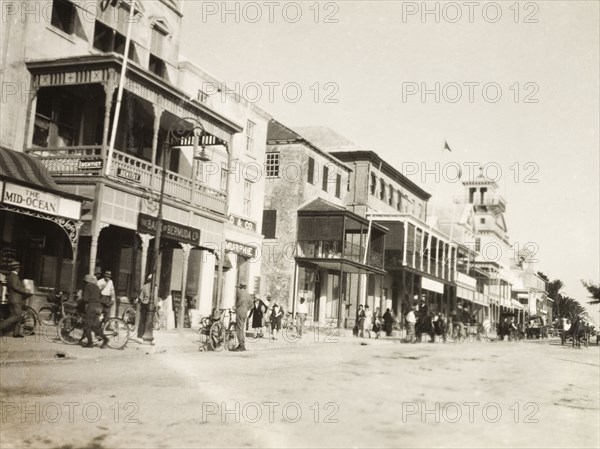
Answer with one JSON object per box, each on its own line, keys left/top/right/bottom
{"left": 0, "top": 261, "right": 31, "bottom": 337}
{"left": 232, "top": 282, "right": 251, "bottom": 352}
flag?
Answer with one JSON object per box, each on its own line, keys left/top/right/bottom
{"left": 444, "top": 140, "right": 452, "bottom": 152}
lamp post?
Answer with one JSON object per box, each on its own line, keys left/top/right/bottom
{"left": 142, "top": 117, "right": 208, "bottom": 344}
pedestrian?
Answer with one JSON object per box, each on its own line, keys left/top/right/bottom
{"left": 232, "top": 282, "right": 251, "bottom": 351}
{"left": 97, "top": 270, "right": 116, "bottom": 325}
{"left": 383, "top": 308, "right": 395, "bottom": 337}
{"left": 296, "top": 297, "right": 309, "bottom": 337}
{"left": 372, "top": 306, "right": 382, "bottom": 338}
{"left": 405, "top": 306, "right": 417, "bottom": 343}
{"left": 356, "top": 304, "right": 365, "bottom": 337}
{"left": 80, "top": 274, "right": 109, "bottom": 348}
{"left": 248, "top": 296, "right": 267, "bottom": 338}
{"left": 363, "top": 304, "right": 373, "bottom": 337}
{"left": 0, "top": 261, "right": 31, "bottom": 337}
{"left": 136, "top": 274, "right": 152, "bottom": 341}
{"left": 270, "top": 301, "right": 283, "bottom": 340}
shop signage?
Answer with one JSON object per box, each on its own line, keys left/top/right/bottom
{"left": 78, "top": 158, "right": 103, "bottom": 170}
{"left": 117, "top": 168, "right": 141, "bottom": 183}
{"left": 3, "top": 183, "right": 59, "bottom": 215}
{"left": 228, "top": 215, "right": 256, "bottom": 232}
{"left": 421, "top": 277, "right": 444, "bottom": 294}
{"left": 225, "top": 240, "right": 257, "bottom": 258}
{"left": 138, "top": 213, "right": 200, "bottom": 246}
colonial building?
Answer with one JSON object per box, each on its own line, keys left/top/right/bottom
{"left": 262, "top": 120, "right": 387, "bottom": 327}
{"left": 0, "top": 0, "right": 263, "bottom": 323}
{"left": 510, "top": 249, "right": 550, "bottom": 323}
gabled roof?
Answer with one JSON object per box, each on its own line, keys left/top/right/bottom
{"left": 298, "top": 197, "right": 346, "bottom": 212}
{"left": 293, "top": 126, "right": 359, "bottom": 151}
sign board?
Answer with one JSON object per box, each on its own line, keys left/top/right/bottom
{"left": 2, "top": 182, "right": 81, "bottom": 220}
{"left": 421, "top": 277, "right": 444, "bottom": 294}
{"left": 138, "top": 213, "right": 200, "bottom": 246}
{"left": 228, "top": 215, "right": 256, "bottom": 232}
{"left": 225, "top": 240, "right": 257, "bottom": 259}
{"left": 78, "top": 159, "right": 103, "bottom": 170}
{"left": 117, "top": 168, "right": 141, "bottom": 183}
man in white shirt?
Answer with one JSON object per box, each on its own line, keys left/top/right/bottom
{"left": 296, "top": 298, "right": 309, "bottom": 337}
{"left": 405, "top": 306, "right": 417, "bottom": 343}
{"left": 97, "top": 270, "right": 116, "bottom": 324}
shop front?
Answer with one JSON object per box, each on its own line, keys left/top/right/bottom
{"left": 1, "top": 147, "right": 85, "bottom": 308}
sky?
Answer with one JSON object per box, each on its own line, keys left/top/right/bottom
{"left": 179, "top": 1, "right": 600, "bottom": 319}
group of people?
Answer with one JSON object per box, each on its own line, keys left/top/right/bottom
{"left": 354, "top": 305, "right": 398, "bottom": 338}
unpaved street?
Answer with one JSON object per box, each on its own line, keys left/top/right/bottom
{"left": 1, "top": 336, "right": 599, "bottom": 448}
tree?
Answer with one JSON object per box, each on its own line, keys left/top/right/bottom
{"left": 582, "top": 280, "right": 600, "bottom": 305}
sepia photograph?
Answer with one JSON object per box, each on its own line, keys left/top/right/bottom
{"left": 1, "top": 1, "right": 599, "bottom": 448}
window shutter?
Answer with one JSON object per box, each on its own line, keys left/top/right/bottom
{"left": 262, "top": 210, "right": 277, "bottom": 239}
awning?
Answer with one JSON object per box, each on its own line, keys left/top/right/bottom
{"left": 511, "top": 299, "right": 525, "bottom": 310}
{"left": 0, "top": 147, "right": 84, "bottom": 201}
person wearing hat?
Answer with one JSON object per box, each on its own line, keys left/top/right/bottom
{"left": 136, "top": 274, "right": 153, "bottom": 341}
{"left": 405, "top": 305, "right": 417, "bottom": 343}
{"left": 97, "top": 270, "right": 116, "bottom": 325}
{"left": 0, "top": 261, "right": 31, "bottom": 337}
{"left": 80, "top": 274, "right": 109, "bottom": 348}
{"left": 232, "top": 282, "right": 251, "bottom": 351}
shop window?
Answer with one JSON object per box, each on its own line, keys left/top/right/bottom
{"left": 322, "top": 165, "right": 329, "bottom": 192}
{"left": 265, "top": 152, "right": 280, "bottom": 178}
{"left": 51, "top": 0, "right": 76, "bottom": 35}
{"left": 335, "top": 174, "right": 341, "bottom": 198}
{"left": 149, "top": 54, "right": 168, "bottom": 80}
{"left": 262, "top": 210, "right": 277, "bottom": 239}
{"left": 307, "top": 157, "right": 315, "bottom": 184}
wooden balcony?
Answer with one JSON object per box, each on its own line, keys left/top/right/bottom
{"left": 296, "top": 240, "right": 384, "bottom": 270}
{"left": 25, "top": 147, "right": 227, "bottom": 215}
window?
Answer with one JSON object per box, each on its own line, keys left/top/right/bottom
{"left": 475, "top": 238, "right": 481, "bottom": 252}
{"left": 388, "top": 185, "right": 394, "bottom": 206}
{"left": 262, "top": 210, "right": 277, "bottom": 239}
{"left": 379, "top": 179, "right": 386, "bottom": 201}
{"left": 197, "top": 90, "right": 208, "bottom": 103}
{"left": 149, "top": 54, "right": 168, "bottom": 80}
{"left": 150, "top": 26, "right": 168, "bottom": 57}
{"left": 243, "top": 180, "right": 251, "bottom": 216}
{"left": 335, "top": 174, "right": 341, "bottom": 198}
{"left": 347, "top": 175, "right": 351, "bottom": 192}
{"left": 397, "top": 192, "right": 402, "bottom": 211}
{"left": 220, "top": 163, "right": 227, "bottom": 190}
{"left": 265, "top": 153, "right": 280, "bottom": 178}
{"left": 246, "top": 120, "right": 255, "bottom": 153}
{"left": 322, "top": 165, "right": 329, "bottom": 192}
{"left": 51, "top": 0, "right": 76, "bottom": 35}
{"left": 93, "top": 21, "right": 139, "bottom": 62}
{"left": 480, "top": 218, "right": 485, "bottom": 224}
{"left": 307, "top": 157, "right": 315, "bottom": 184}
{"left": 370, "top": 173, "right": 377, "bottom": 195}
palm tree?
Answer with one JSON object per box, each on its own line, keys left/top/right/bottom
{"left": 582, "top": 280, "right": 600, "bottom": 305}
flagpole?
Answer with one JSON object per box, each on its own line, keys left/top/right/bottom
{"left": 104, "top": 0, "right": 136, "bottom": 176}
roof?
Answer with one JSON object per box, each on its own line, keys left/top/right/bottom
{"left": 298, "top": 198, "right": 387, "bottom": 232}
{"left": 298, "top": 198, "right": 347, "bottom": 213}
{"left": 267, "top": 120, "right": 351, "bottom": 171}
{"left": 0, "top": 147, "right": 86, "bottom": 201}
{"left": 292, "top": 126, "right": 359, "bottom": 151}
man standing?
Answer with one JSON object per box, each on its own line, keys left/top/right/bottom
{"left": 296, "top": 297, "right": 309, "bottom": 337}
{"left": 136, "top": 274, "right": 152, "bottom": 341}
{"left": 0, "top": 261, "right": 31, "bottom": 337}
{"left": 405, "top": 306, "right": 417, "bottom": 343}
{"left": 233, "top": 282, "right": 251, "bottom": 352}
{"left": 80, "top": 274, "right": 109, "bottom": 348}
{"left": 97, "top": 270, "right": 116, "bottom": 324}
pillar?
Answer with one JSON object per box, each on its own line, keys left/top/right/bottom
{"left": 151, "top": 105, "right": 163, "bottom": 187}
{"left": 197, "top": 250, "right": 216, "bottom": 316}
{"left": 89, "top": 222, "right": 109, "bottom": 276}
{"left": 178, "top": 244, "right": 192, "bottom": 330}
{"left": 222, "top": 253, "right": 237, "bottom": 309}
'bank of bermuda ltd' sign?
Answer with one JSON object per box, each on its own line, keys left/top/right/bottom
{"left": 137, "top": 213, "right": 200, "bottom": 246}
{"left": 1, "top": 182, "right": 81, "bottom": 220}
{"left": 225, "top": 240, "right": 257, "bottom": 259}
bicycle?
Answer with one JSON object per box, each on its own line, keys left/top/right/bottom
{"left": 122, "top": 302, "right": 162, "bottom": 332}
{"left": 0, "top": 305, "right": 37, "bottom": 337}
{"left": 38, "top": 290, "right": 69, "bottom": 326}
{"left": 282, "top": 312, "right": 299, "bottom": 334}
{"left": 203, "top": 308, "right": 238, "bottom": 351}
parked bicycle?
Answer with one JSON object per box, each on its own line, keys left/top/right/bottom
{"left": 199, "top": 308, "right": 238, "bottom": 351}
{"left": 38, "top": 290, "right": 69, "bottom": 326}
{"left": 0, "top": 304, "right": 37, "bottom": 336}
{"left": 122, "top": 302, "right": 162, "bottom": 332}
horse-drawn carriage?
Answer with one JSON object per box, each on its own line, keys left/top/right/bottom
{"left": 526, "top": 315, "right": 547, "bottom": 339}
{"left": 497, "top": 311, "right": 523, "bottom": 341}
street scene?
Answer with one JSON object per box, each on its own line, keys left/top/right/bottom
{"left": 1, "top": 1, "right": 599, "bottom": 448}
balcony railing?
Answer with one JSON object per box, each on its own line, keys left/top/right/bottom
{"left": 296, "top": 240, "right": 384, "bottom": 269}
{"left": 26, "top": 147, "right": 226, "bottom": 215}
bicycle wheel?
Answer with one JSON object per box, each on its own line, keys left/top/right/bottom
{"left": 38, "top": 306, "right": 56, "bottom": 326}
{"left": 58, "top": 315, "right": 84, "bottom": 344}
{"left": 121, "top": 307, "right": 136, "bottom": 331}
{"left": 17, "top": 306, "right": 37, "bottom": 336}
{"left": 226, "top": 323, "right": 239, "bottom": 351}
{"left": 103, "top": 318, "right": 129, "bottom": 349}
{"left": 209, "top": 321, "right": 225, "bottom": 351}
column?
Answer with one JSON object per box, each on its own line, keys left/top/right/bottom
{"left": 151, "top": 105, "right": 163, "bottom": 187}
{"left": 138, "top": 233, "right": 152, "bottom": 284}
{"left": 222, "top": 253, "right": 237, "bottom": 309}
{"left": 89, "top": 222, "right": 109, "bottom": 276}
{"left": 197, "top": 250, "right": 216, "bottom": 317}
{"left": 402, "top": 220, "right": 408, "bottom": 266}
{"left": 178, "top": 244, "right": 192, "bottom": 330}
{"left": 358, "top": 273, "right": 367, "bottom": 306}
